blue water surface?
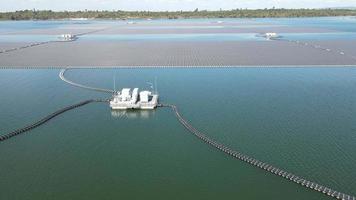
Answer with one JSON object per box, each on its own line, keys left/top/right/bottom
{"left": 1, "top": 17, "right": 356, "bottom": 42}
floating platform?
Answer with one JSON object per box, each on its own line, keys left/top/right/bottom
{"left": 110, "top": 88, "right": 158, "bottom": 110}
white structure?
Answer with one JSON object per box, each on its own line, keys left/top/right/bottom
{"left": 110, "top": 88, "right": 158, "bottom": 110}
{"left": 58, "top": 34, "right": 77, "bottom": 41}
{"left": 264, "top": 32, "right": 279, "bottom": 40}
{"left": 69, "top": 18, "right": 89, "bottom": 21}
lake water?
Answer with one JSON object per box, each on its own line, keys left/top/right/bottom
{"left": 1, "top": 17, "right": 356, "bottom": 42}
{"left": 0, "top": 67, "right": 355, "bottom": 200}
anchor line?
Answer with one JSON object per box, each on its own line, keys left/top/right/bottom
{"left": 160, "top": 103, "right": 355, "bottom": 200}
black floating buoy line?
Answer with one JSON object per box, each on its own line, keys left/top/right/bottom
{"left": 160, "top": 104, "right": 355, "bottom": 200}
{"left": 0, "top": 99, "right": 108, "bottom": 142}
{"left": 1, "top": 67, "right": 114, "bottom": 142}
{"left": 1, "top": 68, "right": 354, "bottom": 200}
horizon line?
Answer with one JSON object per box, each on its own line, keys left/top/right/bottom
{"left": 1, "top": 7, "right": 356, "bottom": 13}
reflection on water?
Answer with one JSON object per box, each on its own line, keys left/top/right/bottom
{"left": 111, "top": 109, "right": 155, "bottom": 119}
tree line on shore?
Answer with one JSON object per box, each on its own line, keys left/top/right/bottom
{"left": 1, "top": 9, "right": 356, "bottom": 20}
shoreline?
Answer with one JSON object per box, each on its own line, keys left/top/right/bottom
{"left": 1, "top": 16, "right": 356, "bottom": 21}
{"left": 1, "top": 9, "right": 356, "bottom": 21}
{"left": 0, "top": 15, "right": 355, "bottom": 20}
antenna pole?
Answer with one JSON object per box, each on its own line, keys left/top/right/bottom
{"left": 154, "top": 76, "right": 158, "bottom": 95}
{"left": 113, "top": 73, "right": 116, "bottom": 92}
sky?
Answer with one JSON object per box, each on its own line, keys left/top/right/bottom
{"left": 1, "top": 0, "right": 356, "bottom": 12}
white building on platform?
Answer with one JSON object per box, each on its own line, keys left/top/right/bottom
{"left": 110, "top": 88, "right": 158, "bottom": 110}
{"left": 264, "top": 32, "right": 279, "bottom": 40}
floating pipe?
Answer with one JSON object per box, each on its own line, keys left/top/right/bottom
{"left": 0, "top": 99, "right": 107, "bottom": 142}
{"left": 161, "top": 103, "right": 355, "bottom": 200}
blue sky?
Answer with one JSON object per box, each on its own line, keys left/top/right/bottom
{"left": 1, "top": 0, "right": 356, "bottom": 11}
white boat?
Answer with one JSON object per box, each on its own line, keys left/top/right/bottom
{"left": 110, "top": 88, "right": 159, "bottom": 110}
